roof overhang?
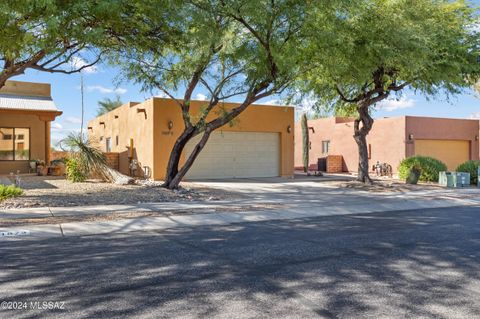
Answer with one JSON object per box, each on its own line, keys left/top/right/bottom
{"left": 0, "top": 108, "right": 62, "bottom": 121}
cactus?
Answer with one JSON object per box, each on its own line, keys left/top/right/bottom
{"left": 301, "top": 113, "right": 309, "bottom": 172}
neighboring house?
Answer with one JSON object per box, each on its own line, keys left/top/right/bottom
{"left": 294, "top": 116, "right": 479, "bottom": 173}
{"left": 88, "top": 98, "right": 294, "bottom": 180}
{"left": 0, "top": 81, "right": 62, "bottom": 174}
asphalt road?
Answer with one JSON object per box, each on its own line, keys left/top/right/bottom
{"left": 1, "top": 206, "right": 480, "bottom": 319}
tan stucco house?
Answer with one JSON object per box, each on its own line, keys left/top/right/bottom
{"left": 295, "top": 116, "right": 479, "bottom": 173}
{"left": 88, "top": 98, "right": 294, "bottom": 180}
{"left": 0, "top": 80, "right": 62, "bottom": 174}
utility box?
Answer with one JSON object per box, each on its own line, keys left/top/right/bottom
{"left": 439, "top": 171, "right": 470, "bottom": 188}
{"left": 456, "top": 172, "right": 470, "bottom": 187}
{"left": 478, "top": 167, "right": 480, "bottom": 188}
{"left": 439, "top": 171, "right": 455, "bottom": 187}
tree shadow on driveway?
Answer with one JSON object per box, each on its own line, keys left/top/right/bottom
{"left": 1, "top": 206, "right": 480, "bottom": 318}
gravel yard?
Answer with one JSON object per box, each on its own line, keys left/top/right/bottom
{"left": 0, "top": 175, "right": 236, "bottom": 209}
{"left": 336, "top": 179, "right": 444, "bottom": 193}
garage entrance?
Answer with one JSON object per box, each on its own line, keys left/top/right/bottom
{"left": 185, "top": 131, "right": 280, "bottom": 179}
{"left": 414, "top": 139, "right": 470, "bottom": 170}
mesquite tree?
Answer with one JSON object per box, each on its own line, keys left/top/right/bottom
{"left": 301, "top": 113, "right": 309, "bottom": 172}
{"left": 0, "top": 0, "right": 135, "bottom": 88}
{"left": 116, "top": 0, "right": 308, "bottom": 189}
{"left": 300, "top": 0, "right": 480, "bottom": 183}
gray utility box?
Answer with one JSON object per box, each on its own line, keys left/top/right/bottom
{"left": 478, "top": 167, "right": 480, "bottom": 188}
{"left": 439, "top": 171, "right": 470, "bottom": 188}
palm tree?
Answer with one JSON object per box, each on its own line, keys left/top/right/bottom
{"left": 97, "top": 95, "right": 123, "bottom": 116}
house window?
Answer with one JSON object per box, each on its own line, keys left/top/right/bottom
{"left": 0, "top": 128, "right": 30, "bottom": 161}
{"left": 322, "top": 140, "right": 330, "bottom": 155}
{"left": 368, "top": 144, "right": 372, "bottom": 159}
{"left": 115, "top": 135, "right": 119, "bottom": 146}
{"left": 105, "top": 137, "right": 112, "bottom": 152}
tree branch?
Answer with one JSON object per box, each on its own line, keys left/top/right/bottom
{"left": 336, "top": 85, "right": 361, "bottom": 103}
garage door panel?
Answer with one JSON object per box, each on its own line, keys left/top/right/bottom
{"left": 185, "top": 131, "right": 280, "bottom": 179}
{"left": 415, "top": 139, "right": 470, "bottom": 171}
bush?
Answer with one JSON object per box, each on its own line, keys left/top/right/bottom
{"left": 66, "top": 157, "right": 87, "bottom": 182}
{"left": 0, "top": 185, "right": 23, "bottom": 201}
{"left": 62, "top": 133, "right": 110, "bottom": 182}
{"left": 456, "top": 160, "right": 480, "bottom": 185}
{"left": 398, "top": 156, "right": 447, "bottom": 182}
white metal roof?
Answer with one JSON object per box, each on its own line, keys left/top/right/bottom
{"left": 0, "top": 93, "right": 59, "bottom": 112}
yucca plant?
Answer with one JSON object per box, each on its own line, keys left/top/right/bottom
{"left": 61, "top": 133, "right": 112, "bottom": 182}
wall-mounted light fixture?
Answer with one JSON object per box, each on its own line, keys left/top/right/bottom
{"left": 408, "top": 133, "right": 414, "bottom": 140}
{"left": 287, "top": 125, "right": 291, "bottom": 133}
{"left": 168, "top": 120, "right": 174, "bottom": 131}
{"left": 309, "top": 127, "right": 315, "bottom": 133}
{"left": 476, "top": 135, "right": 479, "bottom": 141}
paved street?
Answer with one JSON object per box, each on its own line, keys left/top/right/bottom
{"left": 1, "top": 205, "right": 480, "bottom": 318}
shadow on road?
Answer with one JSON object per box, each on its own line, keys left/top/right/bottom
{"left": 1, "top": 206, "right": 480, "bottom": 318}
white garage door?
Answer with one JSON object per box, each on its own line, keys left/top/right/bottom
{"left": 185, "top": 131, "right": 280, "bottom": 179}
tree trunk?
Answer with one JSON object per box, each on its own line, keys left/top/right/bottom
{"left": 353, "top": 103, "right": 374, "bottom": 184}
{"left": 301, "top": 113, "right": 309, "bottom": 173}
{"left": 162, "top": 128, "right": 196, "bottom": 189}
{"left": 163, "top": 128, "right": 212, "bottom": 189}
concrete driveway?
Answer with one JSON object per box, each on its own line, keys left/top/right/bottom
{"left": 2, "top": 175, "right": 479, "bottom": 238}
{"left": 190, "top": 175, "right": 480, "bottom": 210}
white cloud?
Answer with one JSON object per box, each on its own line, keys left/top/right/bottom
{"left": 469, "top": 112, "right": 480, "bottom": 119}
{"left": 195, "top": 93, "right": 208, "bottom": 101}
{"left": 155, "top": 92, "right": 169, "bottom": 98}
{"left": 377, "top": 95, "right": 415, "bottom": 112}
{"left": 114, "top": 88, "right": 127, "bottom": 94}
{"left": 65, "top": 116, "right": 82, "bottom": 124}
{"left": 85, "top": 85, "right": 127, "bottom": 95}
{"left": 52, "top": 122, "right": 63, "bottom": 129}
{"left": 263, "top": 99, "right": 282, "bottom": 105}
{"left": 68, "top": 56, "right": 98, "bottom": 74}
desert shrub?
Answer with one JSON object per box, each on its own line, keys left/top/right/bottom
{"left": 456, "top": 160, "right": 480, "bottom": 185}
{"left": 66, "top": 157, "right": 87, "bottom": 182}
{"left": 398, "top": 156, "right": 447, "bottom": 182}
{"left": 62, "top": 133, "right": 112, "bottom": 182}
{"left": 0, "top": 185, "right": 23, "bottom": 201}
{"left": 51, "top": 158, "right": 66, "bottom": 165}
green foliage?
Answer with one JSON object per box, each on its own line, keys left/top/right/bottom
{"left": 456, "top": 160, "right": 480, "bottom": 185}
{"left": 301, "top": 113, "right": 309, "bottom": 172}
{"left": 97, "top": 95, "right": 123, "bottom": 116}
{"left": 300, "top": 0, "right": 480, "bottom": 111}
{"left": 111, "top": 0, "right": 311, "bottom": 188}
{"left": 0, "top": 0, "right": 136, "bottom": 87}
{"left": 66, "top": 157, "right": 87, "bottom": 183}
{"left": 113, "top": 0, "right": 307, "bottom": 124}
{"left": 62, "top": 133, "right": 109, "bottom": 182}
{"left": 398, "top": 156, "right": 447, "bottom": 183}
{"left": 0, "top": 185, "right": 23, "bottom": 201}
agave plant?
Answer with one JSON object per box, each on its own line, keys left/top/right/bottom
{"left": 60, "top": 133, "right": 111, "bottom": 182}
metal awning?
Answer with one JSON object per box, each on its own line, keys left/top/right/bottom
{"left": 0, "top": 93, "right": 59, "bottom": 112}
